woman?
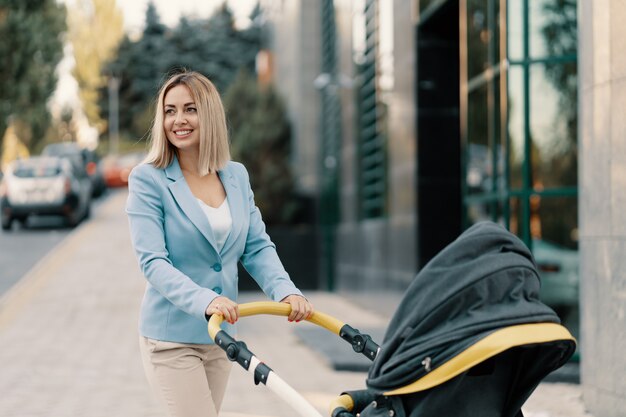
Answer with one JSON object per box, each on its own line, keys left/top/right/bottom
{"left": 126, "top": 70, "right": 313, "bottom": 417}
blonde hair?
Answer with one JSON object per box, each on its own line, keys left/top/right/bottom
{"left": 145, "top": 71, "right": 230, "bottom": 175}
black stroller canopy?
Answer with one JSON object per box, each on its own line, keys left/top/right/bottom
{"left": 367, "top": 221, "right": 563, "bottom": 393}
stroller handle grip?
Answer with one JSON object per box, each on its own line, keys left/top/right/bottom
{"left": 207, "top": 301, "right": 380, "bottom": 417}
{"left": 208, "top": 301, "right": 345, "bottom": 339}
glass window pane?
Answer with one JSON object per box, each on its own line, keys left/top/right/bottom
{"left": 467, "top": 202, "right": 491, "bottom": 225}
{"left": 492, "top": 0, "right": 501, "bottom": 64}
{"left": 508, "top": 197, "right": 522, "bottom": 238}
{"left": 467, "top": 83, "right": 489, "bottom": 194}
{"left": 493, "top": 75, "right": 505, "bottom": 193}
{"left": 531, "top": 195, "right": 578, "bottom": 249}
{"left": 466, "top": 200, "right": 505, "bottom": 226}
{"left": 420, "top": 0, "right": 438, "bottom": 13}
{"left": 530, "top": 62, "right": 577, "bottom": 189}
{"left": 467, "top": 0, "right": 489, "bottom": 79}
{"left": 531, "top": 195, "right": 579, "bottom": 330}
{"left": 508, "top": 0, "right": 523, "bottom": 60}
{"left": 507, "top": 66, "right": 525, "bottom": 190}
{"left": 530, "top": 0, "right": 577, "bottom": 58}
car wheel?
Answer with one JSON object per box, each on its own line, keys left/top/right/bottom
{"left": 1, "top": 216, "right": 12, "bottom": 231}
{"left": 66, "top": 212, "right": 81, "bottom": 228}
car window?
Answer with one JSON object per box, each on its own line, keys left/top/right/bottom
{"left": 13, "top": 163, "right": 62, "bottom": 178}
{"left": 43, "top": 143, "right": 81, "bottom": 156}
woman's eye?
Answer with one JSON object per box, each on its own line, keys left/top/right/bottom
{"left": 186, "top": 107, "right": 197, "bottom": 113}
{"left": 165, "top": 109, "right": 175, "bottom": 115}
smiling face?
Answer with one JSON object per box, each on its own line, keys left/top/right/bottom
{"left": 163, "top": 84, "right": 200, "bottom": 153}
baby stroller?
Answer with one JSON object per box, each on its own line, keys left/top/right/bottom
{"left": 208, "top": 221, "right": 576, "bottom": 417}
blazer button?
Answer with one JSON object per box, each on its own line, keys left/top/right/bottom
{"left": 212, "top": 263, "right": 222, "bottom": 272}
{"left": 212, "top": 287, "right": 223, "bottom": 295}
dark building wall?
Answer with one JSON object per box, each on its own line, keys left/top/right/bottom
{"left": 415, "top": 0, "right": 462, "bottom": 268}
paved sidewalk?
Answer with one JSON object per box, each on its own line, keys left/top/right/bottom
{"left": 0, "top": 190, "right": 593, "bottom": 417}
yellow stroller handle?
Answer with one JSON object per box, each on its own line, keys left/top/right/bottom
{"left": 207, "top": 301, "right": 345, "bottom": 340}
{"left": 207, "top": 301, "right": 380, "bottom": 417}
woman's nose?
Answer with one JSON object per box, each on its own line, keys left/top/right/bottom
{"left": 174, "top": 112, "right": 187, "bottom": 124}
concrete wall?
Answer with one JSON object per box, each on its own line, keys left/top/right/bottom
{"left": 335, "top": 0, "right": 417, "bottom": 291}
{"left": 261, "top": 0, "right": 321, "bottom": 196}
{"left": 579, "top": 1, "right": 626, "bottom": 415}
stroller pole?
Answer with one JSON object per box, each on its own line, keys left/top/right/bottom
{"left": 208, "top": 301, "right": 379, "bottom": 417}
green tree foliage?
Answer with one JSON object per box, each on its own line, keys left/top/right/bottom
{"left": 102, "top": 2, "right": 261, "bottom": 141}
{"left": 0, "top": 0, "right": 66, "bottom": 151}
{"left": 224, "top": 70, "right": 298, "bottom": 225}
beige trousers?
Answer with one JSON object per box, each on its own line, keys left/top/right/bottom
{"left": 139, "top": 336, "right": 233, "bottom": 417}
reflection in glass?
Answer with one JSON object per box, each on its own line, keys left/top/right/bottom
{"left": 508, "top": 0, "right": 523, "bottom": 61}
{"left": 508, "top": 66, "right": 524, "bottom": 190}
{"left": 467, "top": 201, "right": 505, "bottom": 227}
{"left": 532, "top": 196, "right": 578, "bottom": 249}
{"left": 530, "top": 62, "right": 577, "bottom": 189}
{"left": 493, "top": 74, "right": 504, "bottom": 193}
{"left": 530, "top": 0, "right": 577, "bottom": 58}
{"left": 492, "top": 0, "right": 501, "bottom": 66}
{"left": 508, "top": 197, "right": 522, "bottom": 237}
{"left": 419, "top": 0, "right": 438, "bottom": 13}
{"left": 467, "top": 0, "right": 489, "bottom": 79}
{"left": 531, "top": 194, "right": 578, "bottom": 339}
{"left": 467, "top": 202, "right": 491, "bottom": 225}
{"left": 467, "top": 83, "right": 489, "bottom": 194}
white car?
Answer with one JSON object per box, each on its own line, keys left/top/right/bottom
{"left": 0, "top": 156, "right": 92, "bottom": 230}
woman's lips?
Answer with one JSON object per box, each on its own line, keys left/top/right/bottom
{"left": 174, "top": 129, "right": 193, "bottom": 138}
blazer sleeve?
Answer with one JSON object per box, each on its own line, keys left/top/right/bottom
{"left": 126, "top": 164, "right": 216, "bottom": 321}
{"left": 238, "top": 165, "right": 303, "bottom": 302}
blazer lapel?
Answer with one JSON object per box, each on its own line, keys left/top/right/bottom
{"left": 165, "top": 157, "right": 220, "bottom": 253}
{"left": 218, "top": 165, "right": 244, "bottom": 255}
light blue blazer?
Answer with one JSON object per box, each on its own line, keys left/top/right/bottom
{"left": 126, "top": 156, "right": 302, "bottom": 344}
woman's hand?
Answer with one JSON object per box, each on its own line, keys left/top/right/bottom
{"left": 206, "top": 296, "right": 239, "bottom": 324}
{"left": 280, "top": 294, "right": 314, "bottom": 322}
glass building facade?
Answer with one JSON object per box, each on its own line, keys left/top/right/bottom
{"left": 460, "top": 0, "right": 578, "bottom": 333}
{"left": 264, "top": 0, "right": 626, "bottom": 412}
{"left": 462, "top": 0, "right": 578, "bottom": 250}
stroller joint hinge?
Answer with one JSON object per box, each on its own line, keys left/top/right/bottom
{"left": 215, "top": 331, "right": 253, "bottom": 370}
{"left": 339, "top": 325, "right": 380, "bottom": 361}
{"left": 254, "top": 362, "right": 272, "bottom": 385}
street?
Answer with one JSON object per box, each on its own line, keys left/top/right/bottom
{"left": 0, "top": 192, "right": 113, "bottom": 297}
{"left": 0, "top": 220, "right": 69, "bottom": 296}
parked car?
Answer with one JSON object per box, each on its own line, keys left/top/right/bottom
{"left": 101, "top": 152, "right": 146, "bottom": 188}
{"left": 0, "top": 156, "right": 92, "bottom": 230}
{"left": 533, "top": 238, "right": 579, "bottom": 336}
{"left": 42, "top": 142, "right": 107, "bottom": 197}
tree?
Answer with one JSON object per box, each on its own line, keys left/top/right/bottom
{"left": 224, "top": 70, "right": 298, "bottom": 225}
{"left": 101, "top": 2, "right": 261, "bottom": 141}
{"left": 0, "top": 0, "right": 66, "bottom": 153}
{"left": 164, "top": 5, "right": 260, "bottom": 92}
{"left": 68, "top": 0, "right": 124, "bottom": 134}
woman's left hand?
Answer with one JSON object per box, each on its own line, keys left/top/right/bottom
{"left": 280, "top": 295, "right": 314, "bottom": 322}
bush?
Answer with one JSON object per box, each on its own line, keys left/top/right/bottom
{"left": 224, "top": 70, "right": 299, "bottom": 225}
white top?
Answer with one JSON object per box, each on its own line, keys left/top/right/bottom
{"left": 196, "top": 198, "right": 232, "bottom": 252}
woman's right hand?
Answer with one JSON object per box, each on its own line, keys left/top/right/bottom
{"left": 206, "top": 296, "right": 239, "bottom": 324}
